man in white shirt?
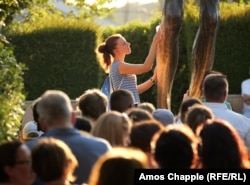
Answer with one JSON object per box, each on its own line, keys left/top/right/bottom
{"left": 241, "top": 68, "right": 250, "bottom": 118}
{"left": 202, "top": 74, "right": 250, "bottom": 151}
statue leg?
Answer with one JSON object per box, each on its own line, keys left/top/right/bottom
{"left": 188, "top": 0, "right": 220, "bottom": 98}
{"left": 157, "top": 0, "right": 184, "bottom": 109}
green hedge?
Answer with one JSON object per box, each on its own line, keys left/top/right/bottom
{"left": 5, "top": 2, "right": 250, "bottom": 114}
{"left": 0, "top": 42, "right": 25, "bottom": 143}
{"left": 6, "top": 14, "right": 103, "bottom": 100}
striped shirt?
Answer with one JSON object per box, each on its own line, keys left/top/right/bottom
{"left": 110, "top": 61, "right": 140, "bottom": 104}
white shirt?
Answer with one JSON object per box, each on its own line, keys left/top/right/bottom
{"left": 241, "top": 78, "right": 250, "bottom": 118}
{"left": 204, "top": 102, "right": 250, "bottom": 151}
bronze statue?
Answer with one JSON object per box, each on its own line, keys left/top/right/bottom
{"left": 157, "top": 0, "right": 220, "bottom": 109}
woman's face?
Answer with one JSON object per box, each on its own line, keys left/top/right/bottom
{"left": 114, "top": 37, "right": 131, "bottom": 56}
{"left": 6, "top": 144, "right": 35, "bottom": 185}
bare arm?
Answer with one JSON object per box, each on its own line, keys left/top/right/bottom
{"left": 118, "top": 30, "right": 161, "bottom": 75}
{"left": 137, "top": 66, "right": 157, "bottom": 94}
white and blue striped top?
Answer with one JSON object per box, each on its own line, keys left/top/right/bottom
{"left": 110, "top": 61, "right": 140, "bottom": 105}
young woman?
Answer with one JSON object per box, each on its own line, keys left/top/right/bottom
{"left": 97, "top": 29, "right": 161, "bottom": 106}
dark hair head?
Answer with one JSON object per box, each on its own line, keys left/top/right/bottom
{"left": 130, "top": 120, "right": 163, "bottom": 152}
{"left": 0, "top": 140, "right": 22, "bottom": 182}
{"left": 202, "top": 74, "right": 228, "bottom": 102}
{"left": 153, "top": 125, "right": 198, "bottom": 168}
{"left": 127, "top": 107, "right": 154, "bottom": 124}
{"left": 97, "top": 34, "right": 122, "bottom": 71}
{"left": 77, "top": 89, "right": 108, "bottom": 120}
{"left": 179, "top": 98, "right": 202, "bottom": 123}
{"left": 110, "top": 89, "right": 134, "bottom": 113}
{"left": 185, "top": 104, "right": 214, "bottom": 133}
{"left": 198, "top": 119, "right": 250, "bottom": 168}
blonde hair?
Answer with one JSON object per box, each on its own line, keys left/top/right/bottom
{"left": 88, "top": 147, "right": 148, "bottom": 185}
{"left": 92, "top": 111, "right": 132, "bottom": 146}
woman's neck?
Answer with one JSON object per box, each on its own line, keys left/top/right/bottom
{"left": 114, "top": 54, "right": 125, "bottom": 62}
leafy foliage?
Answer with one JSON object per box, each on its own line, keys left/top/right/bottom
{"left": 73, "top": 0, "right": 114, "bottom": 18}
{"left": 0, "top": 42, "right": 25, "bottom": 143}
{"left": 5, "top": 13, "right": 102, "bottom": 100}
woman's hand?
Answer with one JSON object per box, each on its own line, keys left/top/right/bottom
{"left": 152, "top": 65, "right": 157, "bottom": 82}
{"left": 153, "top": 28, "right": 162, "bottom": 44}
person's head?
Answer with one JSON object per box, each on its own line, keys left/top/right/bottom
{"left": 202, "top": 74, "right": 228, "bottom": 103}
{"left": 74, "top": 117, "right": 91, "bottom": 133}
{"left": 200, "top": 70, "right": 223, "bottom": 92}
{"left": 152, "top": 124, "right": 199, "bottom": 169}
{"left": 88, "top": 147, "right": 148, "bottom": 185}
{"left": 77, "top": 88, "right": 108, "bottom": 121}
{"left": 110, "top": 89, "right": 134, "bottom": 113}
{"left": 32, "top": 137, "right": 78, "bottom": 183}
{"left": 185, "top": 104, "right": 214, "bottom": 133}
{"left": 138, "top": 102, "right": 156, "bottom": 114}
{"left": 130, "top": 120, "right": 163, "bottom": 153}
{"left": 22, "top": 121, "right": 44, "bottom": 141}
{"left": 92, "top": 111, "right": 132, "bottom": 147}
{"left": 0, "top": 140, "right": 35, "bottom": 185}
{"left": 126, "top": 107, "right": 154, "bottom": 124}
{"left": 179, "top": 98, "right": 203, "bottom": 123}
{"left": 97, "top": 34, "right": 131, "bottom": 71}
{"left": 36, "top": 90, "right": 74, "bottom": 128}
{"left": 197, "top": 119, "right": 250, "bottom": 168}
{"left": 152, "top": 108, "right": 174, "bottom": 126}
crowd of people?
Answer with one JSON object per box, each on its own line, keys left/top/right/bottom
{"left": 0, "top": 28, "right": 250, "bottom": 185}
{"left": 1, "top": 71, "right": 250, "bottom": 185}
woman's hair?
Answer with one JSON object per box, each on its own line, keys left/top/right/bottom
{"left": 92, "top": 111, "right": 132, "bottom": 146}
{"left": 88, "top": 147, "right": 148, "bottom": 185}
{"left": 0, "top": 140, "right": 22, "bottom": 182}
{"left": 152, "top": 124, "right": 199, "bottom": 169}
{"left": 97, "top": 34, "right": 122, "bottom": 71}
{"left": 126, "top": 107, "right": 154, "bottom": 124}
{"left": 32, "top": 137, "right": 78, "bottom": 182}
{"left": 138, "top": 102, "right": 156, "bottom": 113}
{"left": 185, "top": 104, "right": 214, "bottom": 133}
{"left": 197, "top": 119, "right": 250, "bottom": 168}
{"left": 130, "top": 120, "right": 163, "bottom": 152}
{"left": 179, "top": 98, "right": 203, "bottom": 123}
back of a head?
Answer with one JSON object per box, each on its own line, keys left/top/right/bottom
{"left": 127, "top": 107, "right": 154, "bottom": 124}
{"left": 185, "top": 104, "right": 214, "bottom": 133}
{"left": 153, "top": 124, "right": 198, "bottom": 169}
{"left": 77, "top": 89, "right": 108, "bottom": 121}
{"left": 74, "top": 117, "right": 91, "bottom": 133}
{"left": 152, "top": 109, "right": 174, "bottom": 126}
{"left": 37, "top": 90, "right": 72, "bottom": 127}
{"left": 130, "top": 120, "right": 163, "bottom": 153}
{"left": 179, "top": 98, "right": 203, "bottom": 123}
{"left": 92, "top": 111, "right": 132, "bottom": 147}
{"left": 88, "top": 147, "right": 148, "bottom": 185}
{"left": 32, "top": 137, "right": 78, "bottom": 182}
{"left": 203, "top": 74, "right": 228, "bottom": 102}
{"left": 110, "top": 89, "right": 134, "bottom": 113}
{"left": 198, "top": 119, "right": 250, "bottom": 168}
{"left": 138, "top": 102, "right": 156, "bottom": 113}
